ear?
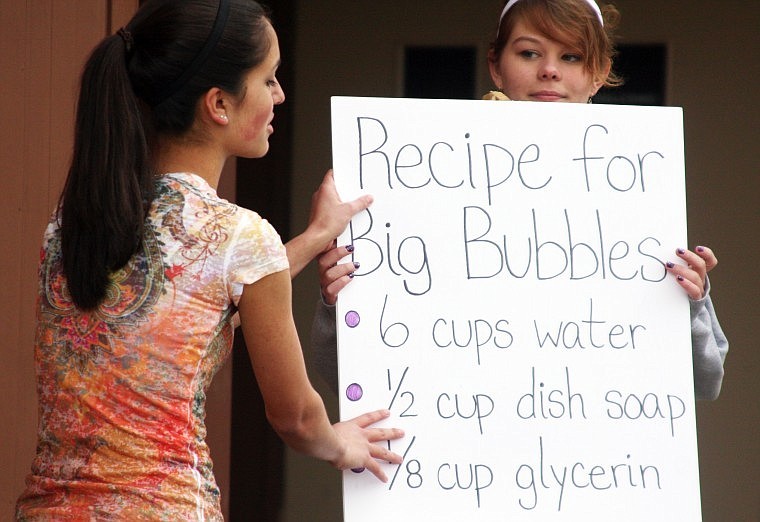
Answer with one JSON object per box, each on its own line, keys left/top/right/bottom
{"left": 590, "top": 59, "right": 612, "bottom": 97}
{"left": 201, "top": 87, "right": 229, "bottom": 126}
{"left": 487, "top": 50, "right": 504, "bottom": 90}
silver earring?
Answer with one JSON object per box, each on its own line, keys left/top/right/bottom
{"left": 220, "top": 114, "right": 228, "bottom": 122}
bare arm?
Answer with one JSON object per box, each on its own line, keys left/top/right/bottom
{"left": 237, "top": 269, "right": 403, "bottom": 480}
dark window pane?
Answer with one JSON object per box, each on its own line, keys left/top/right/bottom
{"left": 596, "top": 44, "right": 667, "bottom": 105}
{"left": 404, "top": 46, "right": 477, "bottom": 99}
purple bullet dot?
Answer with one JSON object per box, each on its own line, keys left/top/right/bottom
{"left": 346, "top": 383, "right": 363, "bottom": 401}
{"left": 345, "top": 310, "right": 360, "bottom": 328}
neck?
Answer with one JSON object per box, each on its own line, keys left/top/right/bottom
{"left": 154, "top": 137, "right": 227, "bottom": 189}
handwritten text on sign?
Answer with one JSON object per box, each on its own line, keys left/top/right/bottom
{"left": 331, "top": 97, "right": 701, "bottom": 521}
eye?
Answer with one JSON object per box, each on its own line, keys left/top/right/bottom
{"left": 266, "top": 79, "right": 279, "bottom": 88}
{"left": 519, "top": 49, "right": 540, "bottom": 59}
{"left": 562, "top": 53, "right": 583, "bottom": 63}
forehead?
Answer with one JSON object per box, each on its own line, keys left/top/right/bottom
{"left": 509, "top": 17, "right": 541, "bottom": 40}
{"left": 243, "top": 26, "right": 277, "bottom": 83}
{"left": 507, "top": 11, "right": 581, "bottom": 50}
{"left": 267, "top": 24, "right": 280, "bottom": 53}
{"left": 252, "top": 22, "right": 277, "bottom": 64}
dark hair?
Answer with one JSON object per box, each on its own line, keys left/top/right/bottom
{"left": 59, "top": 0, "right": 272, "bottom": 309}
{"left": 489, "top": 0, "right": 622, "bottom": 88}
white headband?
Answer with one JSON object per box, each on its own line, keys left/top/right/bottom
{"left": 498, "top": 0, "right": 604, "bottom": 32}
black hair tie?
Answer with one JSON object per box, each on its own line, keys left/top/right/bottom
{"left": 117, "top": 27, "right": 134, "bottom": 54}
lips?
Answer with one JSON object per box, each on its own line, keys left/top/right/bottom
{"left": 531, "top": 91, "right": 564, "bottom": 101}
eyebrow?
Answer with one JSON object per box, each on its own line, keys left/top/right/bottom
{"left": 511, "top": 35, "right": 543, "bottom": 46}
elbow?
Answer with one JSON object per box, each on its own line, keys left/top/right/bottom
{"left": 694, "top": 366, "right": 725, "bottom": 401}
{"left": 268, "top": 414, "right": 314, "bottom": 445}
{"left": 265, "top": 394, "right": 323, "bottom": 447}
{"left": 696, "top": 385, "right": 722, "bottom": 402}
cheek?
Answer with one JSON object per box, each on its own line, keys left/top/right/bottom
{"left": 242, "top": 99, "right": 272, "bottom": 140}
{"left": 500, "top": 60, "right": 527, "bottom": 88}
{"left": 502, "top": 71, "right": 528, "bottom": 98}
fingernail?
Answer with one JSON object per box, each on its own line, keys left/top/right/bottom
{"left": 677, "top": 248, "right": 686, "bottom": 255}
{"left": 666, "top": 262, "right": 675, "bottom": 269}
{"left": 696, "top": 246, "right": 705, "bottom": 253}
{"left": 677, "top": 275, "right": 684, "bottom": 281}
{"left": 353, "top": 261, "right": 360, "bottom": 269}
{"left": 345, "top": 244, "right": 355, "bottom": 253}
{"left": 348, "top": 272, "right": 355, "bottom": 279}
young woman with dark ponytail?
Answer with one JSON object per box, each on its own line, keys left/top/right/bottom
{"left": 16, "top": 0, "right": 402, "bottom": 518}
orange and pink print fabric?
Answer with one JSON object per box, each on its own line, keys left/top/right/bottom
{"left": 17, "top": 173, "right": 288, "bottom": 521}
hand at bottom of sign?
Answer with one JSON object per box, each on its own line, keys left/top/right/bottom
{"left": 331, "top": 409, "right": 405, "bottom": 482}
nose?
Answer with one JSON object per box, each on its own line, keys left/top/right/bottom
{"left": 538, "top": 59, "right": 561, "bottom": 80}
{"left": 273, "top": 81, "right": 285, "bottom": 105}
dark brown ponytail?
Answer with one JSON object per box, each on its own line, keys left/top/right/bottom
{"left": 59, "top": 33, "right": 151, "bottom": 310}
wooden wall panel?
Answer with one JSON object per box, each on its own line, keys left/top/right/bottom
{"left": 0, "top": 0, "right": 34, "bottom": 513}
{"left": 0, "top": 1, "right": 141, "bottom": 518}
{"left": 2, "top": 0, "right": 56, "bottom": 516}
{"left": 109, "top": 0, "right": 139, "bottom": 33}
{"left": 1, "top": 1, "right": 234, "bottom": 518}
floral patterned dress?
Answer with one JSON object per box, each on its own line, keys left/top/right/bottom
{"left": 16, "top": 173, "right": 289, "bottom": 521}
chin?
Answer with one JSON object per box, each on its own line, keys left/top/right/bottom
{"left": 250, "top": 143, "right": 270, "bottom": 159}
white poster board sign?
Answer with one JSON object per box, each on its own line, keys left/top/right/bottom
{"left": 331, "top": 96, "right": 701, "bottom": 521}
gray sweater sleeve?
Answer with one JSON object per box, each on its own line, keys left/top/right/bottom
{"left": 310, "top": 299, "right": 339, "bottom": 394}
{"left": 690, "top": 277, "right": 729, "bottom": 400}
